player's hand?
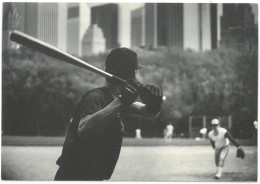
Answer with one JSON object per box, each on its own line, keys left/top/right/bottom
{"left": 139, "top": 85, "right": 163, "bottom": 114}
{"left": 119, "top": 81, "right": 139, "bottom": 106}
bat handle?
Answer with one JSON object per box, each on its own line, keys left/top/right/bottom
{"left": 111, "top": 76, "right": 127, "bottom": 85}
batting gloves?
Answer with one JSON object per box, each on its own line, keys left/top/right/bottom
{"left": 119, "top": 81, "right": 139, "bottom": 106}
{"left": 139, "top": 85, "right": 163, "bottom": 114}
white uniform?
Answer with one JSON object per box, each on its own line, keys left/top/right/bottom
{"left": 135, "top": 129, "right": 142, "bottom": 139}
{"left": 167, "top": 125, "right": 174, "bottom": 134}
{"left": 254, "top": 121, "right": 258, "bottom": 129}
{"left": 208, "top": 127, "right": 230, "bottom": 148}
{"left": 164, "top": 124, "right": 174, "bottom": 140}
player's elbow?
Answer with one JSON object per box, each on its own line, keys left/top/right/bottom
{"left": 78, "top": 122, "right": 86, "bottom": 139}
{"left": 78, "top": 115, "right": 104, "bottom": 139}
{"left": 78, "top": 116, "right": 92, "bottom": 139}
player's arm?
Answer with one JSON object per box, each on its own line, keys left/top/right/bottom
{"left": 78, "top": 83, "right": 138, "bottom": 139}
{"left": 78, "top": 98, "right": 124, "bottom": 139}
{"left": 209, "top": 138, "right": 215, "bottom": 149}
{"left": 127, "top": 85, "right": 163, "bottom": 120}
{"left": 225, "top": 131, "right": 240, "bottom": 148}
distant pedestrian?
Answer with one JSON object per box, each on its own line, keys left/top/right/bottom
{"left": 164, "top": 123, "right": 174, "bottom": 141}
{"left": 135, "top": 129, "right": 142, "bottom": 139}
{"left": 208, "top": 119, "right": 244, "bottom": 179}
{"left": 253, "top": 121, "right": 258, "bottom": 143}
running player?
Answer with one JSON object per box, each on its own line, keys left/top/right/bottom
{"left": 208, "top": 119, "right": 243, "bottom": 179}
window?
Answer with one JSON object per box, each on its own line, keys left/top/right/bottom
{"left": 68, "top": 6, "right": 79, "bottom": 19}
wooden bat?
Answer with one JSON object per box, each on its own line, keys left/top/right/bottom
{"left": 10, "top": 30, "right": 166, "bottom": 101}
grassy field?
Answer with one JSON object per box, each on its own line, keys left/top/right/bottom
{"left": 1, "top": 136, "right": 258, "bottom": 182}
{"left": 1, "top": 135, "right": 255, "bottom": 146}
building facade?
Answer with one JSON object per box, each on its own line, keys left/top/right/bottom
{"left": 4, "top": 2, "right": 68, "bottom": 51}
{"left": 67, "top": 3, "right": 90, "bottom": 57}
{"left": 220, "top": 4, "right": 258, "bottom": 53}
{"left": 2, "top": 3, "right": 22, "bottom": 50}
{"left": 91, "top": 4, "right": 119, "bottom": 50}
{"left": 131, "top": 6, "right": 145, "bottom": 48}
{"left": 134, "top": 3, "right": 223, "bottom": 52}
{"left": 82, "top": 24, "right": 106, "bottom": 56}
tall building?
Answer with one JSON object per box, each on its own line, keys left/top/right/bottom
{"left": 37, "top": 3, "right": 67, "bottom": 51}
{"left": 7, "top": 2, "right": 68, "bottom": 51}
{"left": 67, "top": 3, "right": 90, "bottom": 57}
{"left": 131, "top": 6, "right": 145, "bottom": 48}
{"left": 183, "top": 3, "right": 212, "bottom": 52}
{"left": 220, "top": 4, "right": 258, "bottom": 52}
{"left": 91, "top": 4, "right": 119, "bottom": 50}
{"left": 2, "top": 3, "right": 22, "bottom": 50}
{"left": 136, "top": 3, "right": 222, "bottom": 52}
{"left": 82, "top": 24, "right": 106, "bottom": 56}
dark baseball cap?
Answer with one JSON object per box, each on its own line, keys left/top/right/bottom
{"left": 105, "top": 47, "right": 143, "bottom": 81}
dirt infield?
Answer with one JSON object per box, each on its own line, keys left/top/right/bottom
{"left": 1, "top": 137, "right": 257, "bottom": 182}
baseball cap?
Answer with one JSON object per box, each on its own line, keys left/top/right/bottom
{"left": 211, "top": 119, "right": 219, "bottom": 126}
{"left": 105, "top": 48, "right": 143, "bottom": 81}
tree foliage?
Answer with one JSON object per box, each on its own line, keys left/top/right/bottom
{"left": 2, "top": 46, "right": 258, "bottom": 138}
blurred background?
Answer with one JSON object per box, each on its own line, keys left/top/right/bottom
{"left": 2, "top": 2, "right": 258, "bottom": 140}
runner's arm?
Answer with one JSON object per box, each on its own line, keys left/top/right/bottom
{"left": 225, "top": 132, "right": 240, "bottom": 148}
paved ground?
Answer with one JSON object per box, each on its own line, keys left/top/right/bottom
{"left": 1, "top": 145, "right": 257, "bottom": 182}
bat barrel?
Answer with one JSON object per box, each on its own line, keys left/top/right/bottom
{"left": 10, "top": 30, "right": 166, "bottom": 102}
{"left": 10, "top": 30, "right": 113, "bottom": 79}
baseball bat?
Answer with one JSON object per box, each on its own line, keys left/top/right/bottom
{"left": 10, "top": 30, "right": 166, "bottom": 101}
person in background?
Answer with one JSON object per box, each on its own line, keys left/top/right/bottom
{"left": 253, "top": 120, "right": 258, "bottom": 144}
{"left": 164, "top": 123, "right": 174, "bottom": 141}
{"left": 135, "top": 129, "right": 142, "bottom": 139}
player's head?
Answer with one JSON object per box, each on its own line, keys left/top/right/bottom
{"left": 105, "top": 47, "right": 143, "bottom": 85}
{"left": 211, "top": 119, "right": 220, "bottom": 129}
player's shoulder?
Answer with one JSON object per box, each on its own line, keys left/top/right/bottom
{"left": 82, "top": 87, "right": 109, "bottom": 103}
{"left": 219, "top": 127, "right": 227, "bottom": 133}
{"left": 85, "top": 88, "right": 105, "bottom": 97}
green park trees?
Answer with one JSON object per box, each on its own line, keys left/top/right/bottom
{"left": 2, "top": 46, "right": 257, "bottom": 138}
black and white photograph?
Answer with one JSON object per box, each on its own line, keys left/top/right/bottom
{"left": 1, "top": 1, "right": 258, "bottom": 182}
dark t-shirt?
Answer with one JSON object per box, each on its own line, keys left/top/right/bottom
{"left": 56, "top": 87, "right": 124, "bottom": 180}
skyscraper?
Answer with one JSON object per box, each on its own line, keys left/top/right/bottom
{"left": 67, "top": 3, "right": 90, "bottom": 57}
{"left": 220, "top": 4, "right": 258, "bottom": 52}
{"left": 9, "top": 2, "right": 68, "bottom": 51}
{"left": 131, "top": 6, "right": 145, "bottom": 48}
{"left": 2, "top": 3, "right": 22, "bottom": 50}
{"left": 137, "top": 3, "right": 222, "bottom": 52}
{"left": 183, "top": 3, "right": 212, "bottom": 52}
{"left": 37, "top": 3, "right": 67, "bottom": 51}
{"left": 91, "top": 3, "right": 119, "bottom": 50}
{"left": 82, "top": 24, "right": 106, "bottom": 56}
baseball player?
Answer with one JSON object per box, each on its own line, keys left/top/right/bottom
{"left": 208, "top": 119, "right": 244, "bottom": 179}
{"left": 54, "top": 48, "right": 164, "bottom": 180}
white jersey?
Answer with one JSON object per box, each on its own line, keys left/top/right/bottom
{"left": 166, "top": 125, "right": 174, "bottom": 133}
{"left": 254, "top": 121, "right": 258, "bottom": 129}
{"left": 208, "top": 127, "right": 230, "bottom": 148}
